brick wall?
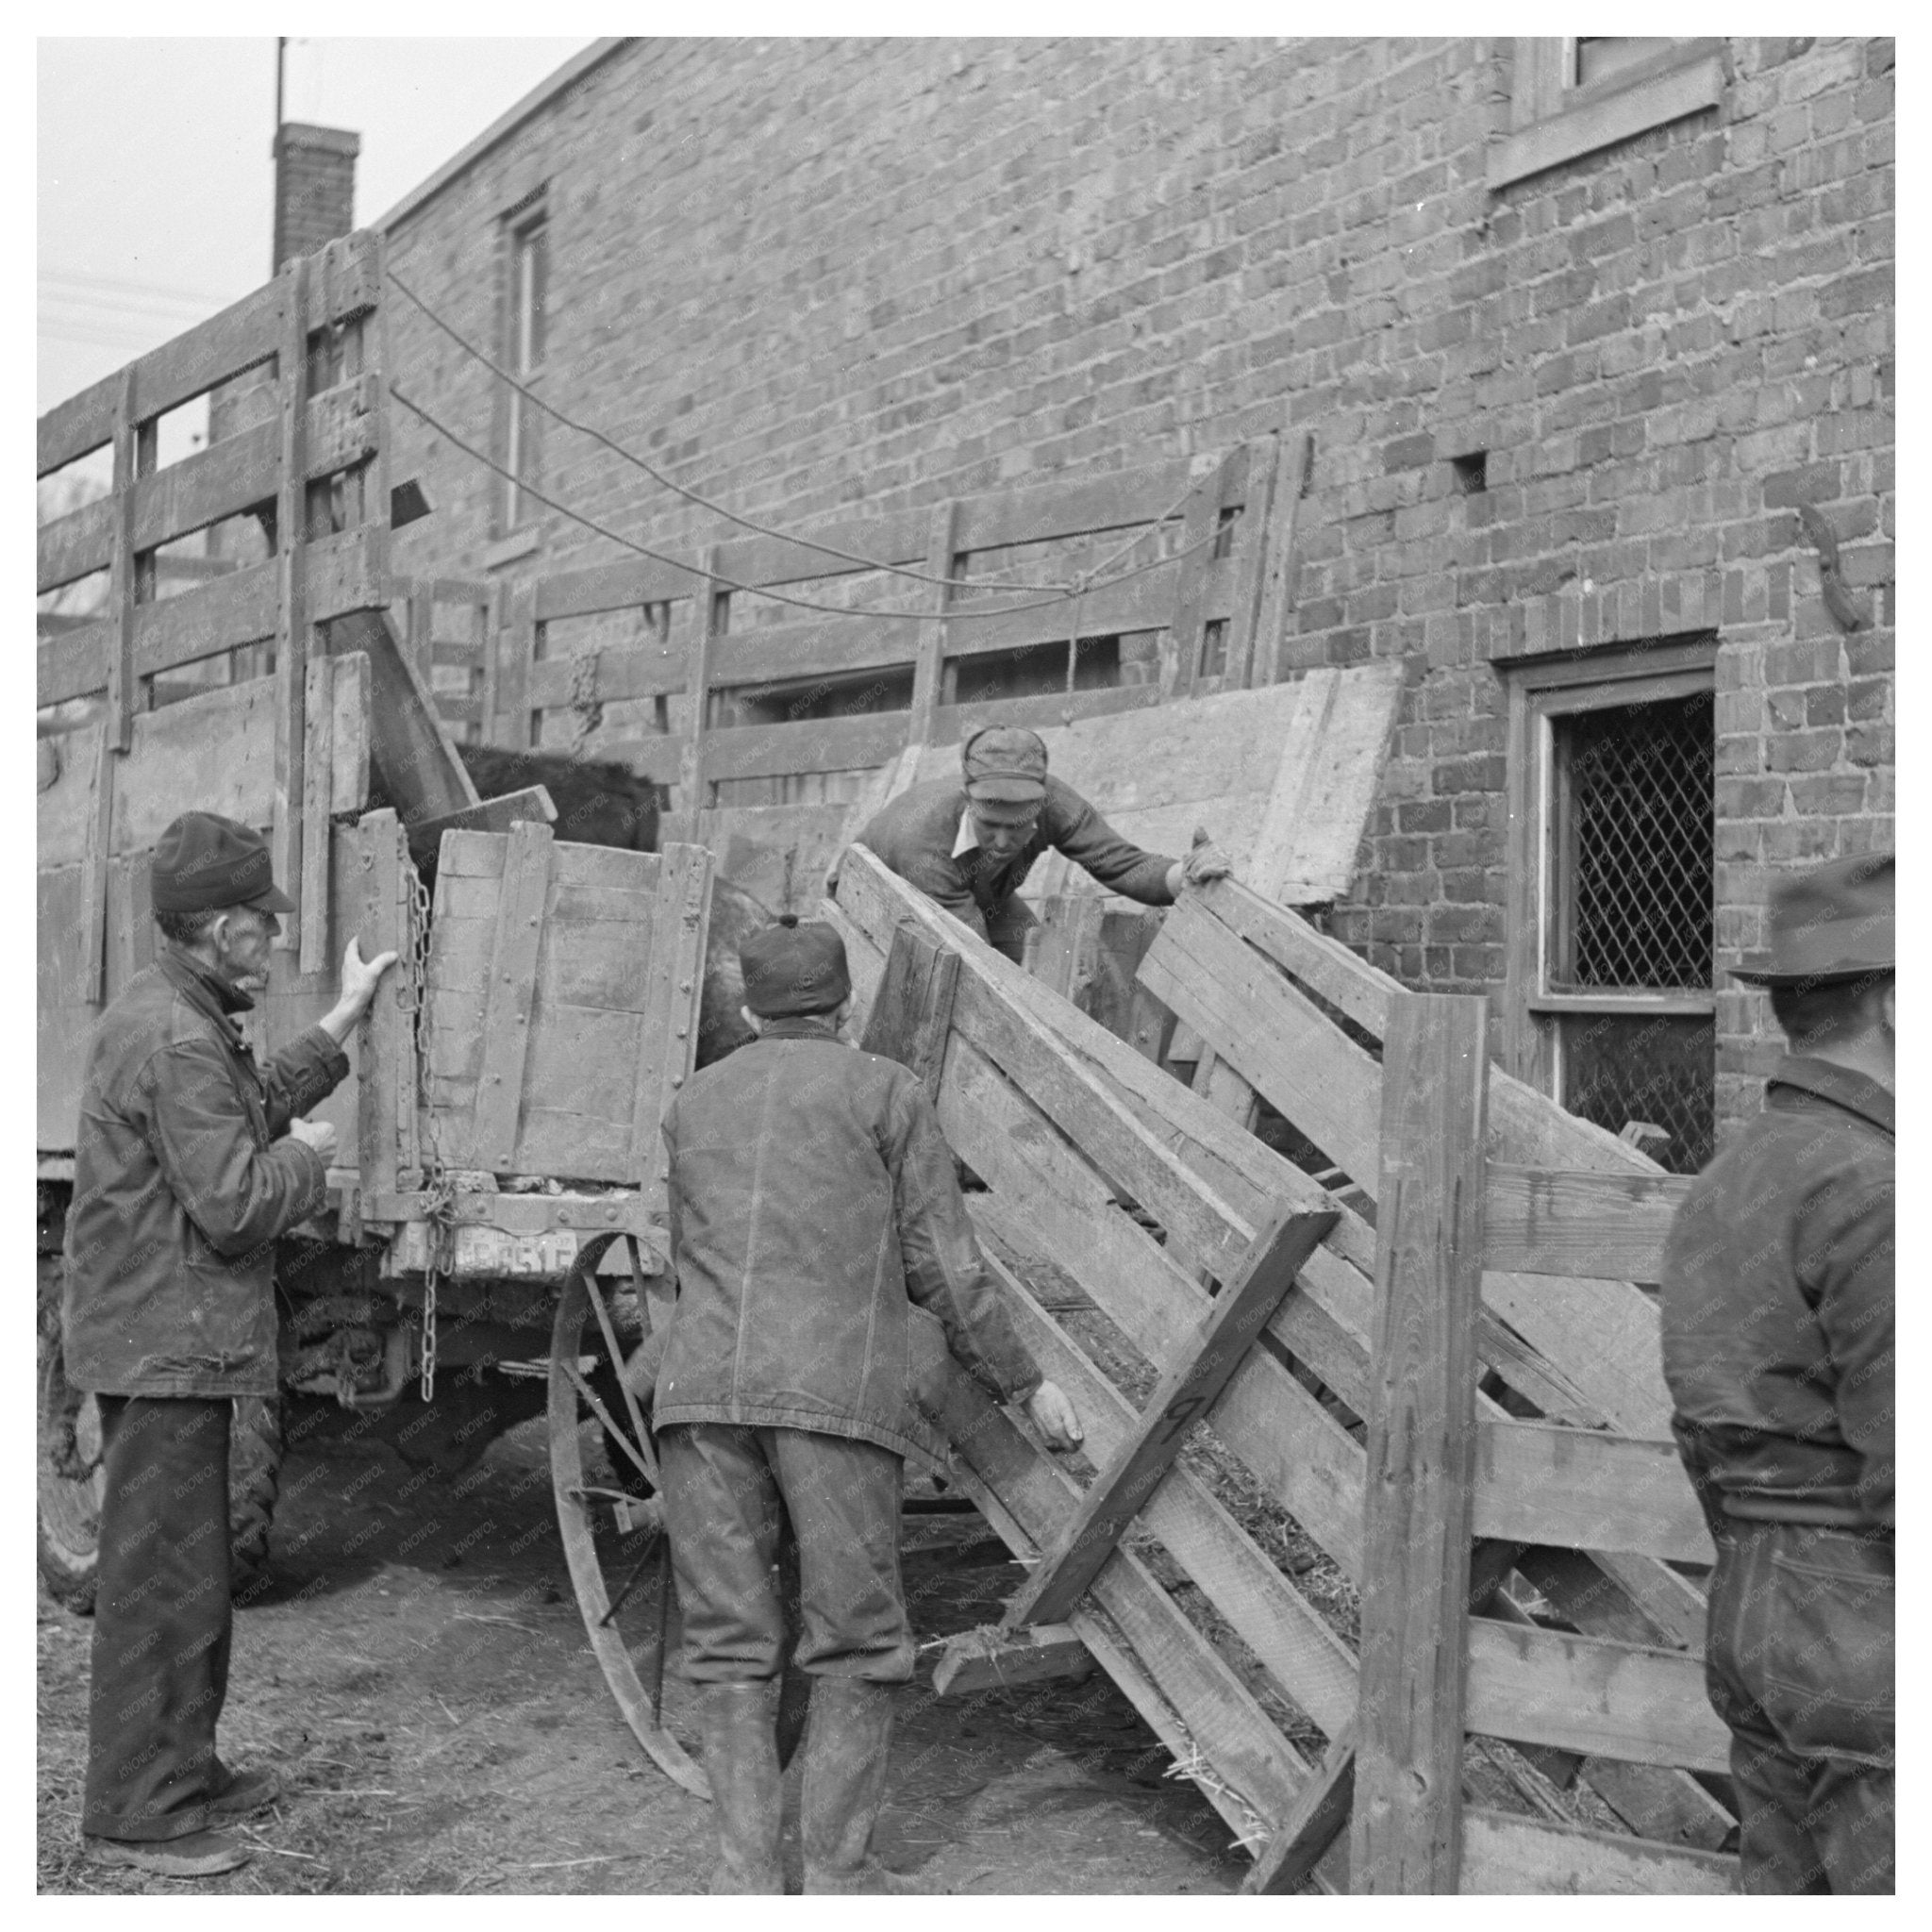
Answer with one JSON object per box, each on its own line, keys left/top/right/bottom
{"left": 383, "top": 36, "right": 1893, "bottom": 1140}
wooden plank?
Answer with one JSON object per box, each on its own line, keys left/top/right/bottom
{"left": 920, "top": 1350, "right": 1305, "bottom": 1837}
{"left": 858, "top": 924, "right": 960, "bottom": 1104}
{"left": 694, "top": 711, "right": 912, "bottom": 786}
{"left": 1483, "top": 1166, "right": 1690, "bottom": 1282}
{"left": 629, "top": 841, "right": 712, "bottom": 1203}
{"left": 1242, "top": 1724, "right": 1357, "bottom": 1895}
{"left": 404, "top": 786, "right": 557, "bottom": 874}
{"left": 926, "top": 685, "right": 1163, "bottom": 742}
{"left": 931, "top": 1624, "right": 1094, "bottom": 1697}
{"left": 712, "top": 506, "right": 927, "bottom": 596}
{"left": 1171, "top": 448, "right": 1239, "bottom": 696}
{"left": 908, "top": 499, "right": 958, "bottom": 749}
{"left": 1027, "top": 888, "right": 1106, "bottom": 1004}
{"left": 1225, "top": 437, "right": 1284, "bottom": 691}
{"left": 1465, "top": 1624, "right": 1731, "bottom": 1774}
{"left": 494, "top": 582, "right": 537, "bottom": 748}
{"left": 708, "top": 613, "right": 922, "bottom": 691}
{"left": 466, "top": 820, "right": 554, "bottom": 1171}
{"left": 1243, "top": 669, "right": 1341, "bottom": 895}
{"left": 355, "top": 812, "right": 408, "bottom": 1199}
{"left": 1474, "top": 1423, "right": 1713, "bottom": 1564}
{"left": 75, "top": 725, "right": 113, "bottom": 1007}
{"left": 1350, "top": 994, "right": 1490, "bottom": 1895}
{"left": 1007, "top": 1200, "right": 1337, "bottom": 1629}
{"left": 525, "top": 634, "right": 692, "bottom": 710}
{"left": 1458, "top": 1809, "right": 1737, "bottom": 1895}
{"left": 533, "top": 556, "right": 696, "bottom": 623}
{"left": 1254, "top": 430, "right": 1315, "bottom": 687}
{"left": 325, "top": 608, "right": 479, "bottom": 824}
{"left": 105, "top": 366, "right": 139, "bottom": 757}
{"left": 987, "top": 1244, "right": 1360, "bottom": 1736}
{"left": 1141, "top": 895, "right": 1383, "bottom": 1184}
{"left": 951, "top": 456, "right": 1196, "bottom": 555}
{"left": 330, "top": 649, "right": 372, "bottom": 819}
{"left": 942, "top": 570, "right": 1182, "bottom": 664}
{"left": 298, "top": 655, "right": 335, "bottom": 974}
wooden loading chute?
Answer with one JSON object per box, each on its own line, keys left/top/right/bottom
{"left": 832, "top": 842, "right": 1737, "bottom": 1895}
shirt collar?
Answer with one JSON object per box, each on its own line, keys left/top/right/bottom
{"left": 951, "top": 798, "right": 980, "bottom": 859}
{"left": 1767, "top": 1054, "right": 1894, "bottom": 1138}
{"left": 755, "top": 1015, "right": 845, "bottom": 1042}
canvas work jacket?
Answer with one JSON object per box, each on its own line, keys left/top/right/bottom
{"left": 654, "top": 1019, "right": 1042, "bottom": 1462}
{"left": 1661, "top": 1056, "right": 1895, "bottom": 1531}
{"left": 62, "top": 949, "right": 348, "bottom": 1399}
{"left": 854, "top": 776, "right": 1176, "bottom": 943}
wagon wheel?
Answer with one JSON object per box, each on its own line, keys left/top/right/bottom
{"left": 549, "top": 1232, "right": 709, "bottom": 1802}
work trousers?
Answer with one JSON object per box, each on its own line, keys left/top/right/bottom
{"left": 1704, "top": 1519, "right": 1894, "bottom": 1893}
{"left": 81, "top": 1395, "right": 234, "bottom": 1843}
{"left": 660, "top": 1423, "right": 914, "bottom": 1686}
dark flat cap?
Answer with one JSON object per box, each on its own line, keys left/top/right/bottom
{"left": 961, "top": 724, "right": 1048, "bottom": 803}
{"left": 740, "top": 915, "right": 851, "bottom": 1017}
{"left": 151, "top": 812, "right": 295, "bottom": 915}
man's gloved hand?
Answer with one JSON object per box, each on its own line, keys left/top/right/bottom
{"left": 286, "top": 1117, "right": 340, "bottom": 1165}
{"left": 1025, "top": 1380, "right": 1084, "bottom": 1452}
{"left": 1167, "top": 824, "right": 1233, "bottom": 896}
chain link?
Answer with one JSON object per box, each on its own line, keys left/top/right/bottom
{"left": 401, "top": 851, "right": 453, "bottom": 1403}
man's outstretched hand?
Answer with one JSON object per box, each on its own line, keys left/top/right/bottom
{"left": 1026, "top": 1380, "right": 1084, "bottom": 1452}
{"left": 319, "top": 937, "right": 403, "bottom": 1045}
{"left": 1167, "top": 824, "right": 1233, "bottom": 897}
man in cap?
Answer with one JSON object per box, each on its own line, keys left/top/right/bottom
{"left": 62, "top": 811, "right": 397, "bottom": 1877}
{"left": 655, "top": 914, "right": 1082, "bottom": 1893}
{"left": 853, "top": 724, "right": 1231, "bottom": 962}
{"left": 1660, "top": 852, "right": 1894, "bottom": 1893}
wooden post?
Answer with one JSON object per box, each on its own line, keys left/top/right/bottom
{"left": 298, "top": 654, "right": 336, "bottom": 974}
{"left": 271, "top": 254, "right": 313, "bottom": 958}
{"left": 355, "top": 811, "right": 408, "bottom": 1202}
{"left": 678, "top": 546, "right": 724, "bottom": 816}
{"left": 908, "top": 499, "right": 958, "bottom": 750}
{"left": 1226, "top": 435, "right": 1285, "bottom": 691}
{"left": 466, "top": 818, "right": 554, "bottom": 1171}
{"left": 1349, "top": 992, "right": 1490, "bottom": 1894}
{"left": 1256, "top": 430, "right": 1315, "bottom": 686}
{"left": 858, "top": 924, "right": 961, "bottom": 1104}
{"left": 1163, "top": 459, "right": 1224, "bottom": 699}
{"left": 497, "top": 582, "right": 537, "bottom": 748}
{"left": 631, "top": 841, "right": 714, "bottom": 1208}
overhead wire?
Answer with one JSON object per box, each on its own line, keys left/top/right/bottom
{"left": 389, "top": 380, "right": 1220, "bottom": 626}
{"left": 384, "top": 263, "right": 1208, "bottom": 601}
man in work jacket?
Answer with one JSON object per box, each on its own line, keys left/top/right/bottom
{"left": 62, "top": 811, "right": 396, "bottom": 1878}
{"left": 655, "top": 914, "right": 1083, "bottom": 1893}
{"left": 853, "top": 723, "right": 1231, "bottom": 961}
{"left": 1660, "top": 852, "right": 1894, "bottom": 1894}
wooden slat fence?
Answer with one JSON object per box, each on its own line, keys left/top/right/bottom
{"left": 830, "top": 843, "right": 1740, "bottom": 1893}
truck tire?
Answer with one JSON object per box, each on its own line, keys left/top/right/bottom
{"left": 37, "top": 1255, "right": 284, "bottom": 1614}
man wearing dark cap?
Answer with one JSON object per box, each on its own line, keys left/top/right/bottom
{"left": 655, "top": 914, "right": 1082, "bottom": 1893}
{"left": 853, "top": 724, "right": 1232, "bottom": 961}
{"left": 62, "top": 811, "right": 397, "bottom": 1877}
{"left": 1660, "top": 852, "right": 1894, "bottom": 1894}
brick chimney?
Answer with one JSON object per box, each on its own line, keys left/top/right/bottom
{"left": 272, "top": 122, "right": 360, "bottom": 272}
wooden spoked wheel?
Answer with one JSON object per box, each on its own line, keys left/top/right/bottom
{"left": 548, "top": 1232, "right": 710, "bottom": 1801}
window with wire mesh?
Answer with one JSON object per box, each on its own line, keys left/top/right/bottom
{"left": 1552, "top": 690, "right": 1714, "bottom": 990}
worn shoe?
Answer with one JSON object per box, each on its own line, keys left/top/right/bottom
{"left": 800, "top": 1678, "right": 937, "bottom": 1894}
{"left": 698, "top": 1680, "right": 784, "bottom": 1894}
{"left": 208, "top": 1765, "right": 282, "bottom": 1819}
{"left": 84, "top": 1828, "right": 254, "bottom": 1878}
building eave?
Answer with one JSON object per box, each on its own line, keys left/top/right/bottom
{"left": 374, "top": 38, "right": 633, "bottom": 233}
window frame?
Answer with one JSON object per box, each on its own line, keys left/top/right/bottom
{"left": 1499, "top": 636, "right": 1718, "bottom": 1106}
{"left": 1489, "top": 37, "right": 1726, "bottom": 191}
{"left": 499, "top": 194, "right": 550, "bottom": 535}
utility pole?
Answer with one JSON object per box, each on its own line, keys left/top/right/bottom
{"left": 271, "top": 37, "right": 287, "bottom": 273}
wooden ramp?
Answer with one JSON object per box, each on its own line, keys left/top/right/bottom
{"left": 832, "top": 843, "right": 1738, "bottom": 1895}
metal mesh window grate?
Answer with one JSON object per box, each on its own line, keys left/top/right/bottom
{"left": 1559, "top": 1011, "right": 1715, "bottom": 1175}
{"left": 1554, "top": 691, "right": 1714, "bottom": 990}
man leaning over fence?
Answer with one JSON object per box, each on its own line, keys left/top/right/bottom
{"left": 1660, "top": 852, "right": 1894, "bottom": 1894}
{"left": 62, "top": 812, "right": 396, "bottom": 1878}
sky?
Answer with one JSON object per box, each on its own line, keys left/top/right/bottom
{"left": 38, "top": 37, "right": 598, "bottom": 418}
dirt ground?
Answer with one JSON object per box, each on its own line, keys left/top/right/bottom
{"left": 36, "top": 1400, "right": 1252, "bottom": 1896}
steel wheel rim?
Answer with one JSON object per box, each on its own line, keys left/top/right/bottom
{"left": 548, "top": 1235, "right": 709, "bottom": 1802}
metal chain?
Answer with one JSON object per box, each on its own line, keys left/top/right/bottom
{"left": 566, "top": 647, "right": 603, "bottom": 756}
{"left": 401, "top": 854, "right": 453, "bottom": 1403}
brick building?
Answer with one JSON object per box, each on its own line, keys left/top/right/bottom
{"left": 373, "top": 36, "right": 1894, "bottom": 1160}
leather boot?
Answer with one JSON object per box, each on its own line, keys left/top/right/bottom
{"left": 801, "top": 1678, "right": 932, "bottom": 1894}
{"left": 697, "top": 1680, "right": 784, "bottom": 1894}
